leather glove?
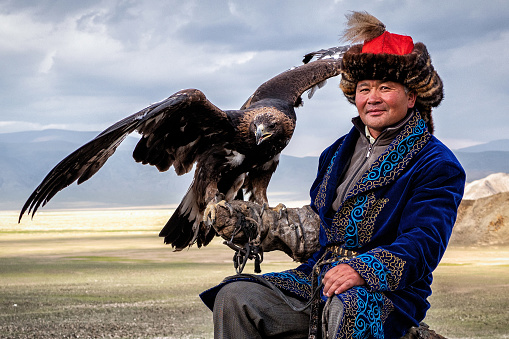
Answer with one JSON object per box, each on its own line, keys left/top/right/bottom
{"left": 208, "top": 200, "right": 320, "bottom": 263}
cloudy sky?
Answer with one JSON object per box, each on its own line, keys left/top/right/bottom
{"left": 1, "top": 0, "right": 508, "bottom": 156}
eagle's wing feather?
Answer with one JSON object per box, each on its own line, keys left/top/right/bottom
{"left": 132, "top": 89, "right": 234, "bottom": 175}
{"left": 241, "top": 58, "right": 343, "bottom": 109}
{"left": 19, "top": 89, "right": 232, "bottom": 221}
{"left": 19, "top": 124, "right": 138, "bottom": 221}
{"left": 302, "top": 45, "right": 351, "bottom": 64}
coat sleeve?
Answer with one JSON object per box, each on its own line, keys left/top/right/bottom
{"left": 345, "top": 156, "right": 465, "bottom": 292}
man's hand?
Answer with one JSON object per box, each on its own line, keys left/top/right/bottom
{"left": 322, "top": 264, "right": 366, "bottom": 297}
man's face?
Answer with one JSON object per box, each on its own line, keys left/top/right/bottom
{"left": 355, "top": 80, "right": 417, "bottom": 139}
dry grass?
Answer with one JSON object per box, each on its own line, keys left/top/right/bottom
{"left": 1, "top": 209, "right": 509, "bottom": 338}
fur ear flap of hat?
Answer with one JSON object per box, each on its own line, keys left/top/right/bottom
{"left": 339, "top": 11, "right": 443, "bottom": 134}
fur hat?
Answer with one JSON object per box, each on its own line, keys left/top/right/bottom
{"left": 339, "top": 12, "right": 443, "bottom": 133}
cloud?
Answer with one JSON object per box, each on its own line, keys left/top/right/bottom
{"left": 1, "top": 0, "right": 509, "bottom": 157}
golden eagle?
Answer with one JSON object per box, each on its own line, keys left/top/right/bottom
{"left": 19, "top": 57, "right": 344, "bottom": 250}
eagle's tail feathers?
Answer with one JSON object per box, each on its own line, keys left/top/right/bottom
{"left": 159, "top": 205, "right": 197, "bottom": 251}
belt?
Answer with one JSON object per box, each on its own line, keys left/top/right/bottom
{"left": 326, "top": 245, "right": 358, "bottom": 259}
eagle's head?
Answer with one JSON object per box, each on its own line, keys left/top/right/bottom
{"left": 254, "top": 114, "right": 277, "bottom": 145}
{"left": 250, "top": 108, "right": 295, "bottom": 148}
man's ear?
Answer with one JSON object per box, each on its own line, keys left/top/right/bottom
{"left": 407, "top": 91, "right": 417, "bottom": 109}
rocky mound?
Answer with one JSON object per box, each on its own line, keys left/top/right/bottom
{"left": 463, "top": 172, "right": 509, "bottom": 200}
{"left": 451, "top": 191, "right": 509, "bottom": 246}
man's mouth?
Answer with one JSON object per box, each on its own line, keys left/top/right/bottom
{"left": 367, "top": 109, "right": 385, "bottom": 115}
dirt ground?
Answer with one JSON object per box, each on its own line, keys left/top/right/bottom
{"left": 2, "top": 209, "right": 509, "bottom": 338}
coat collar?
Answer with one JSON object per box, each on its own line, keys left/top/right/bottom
{"left": 344, "top": 110, "right": 430, "bottom": 201}
{"left": 352, "top": 110, "right": 415, "bottom": 147}
{"left": 314, "top": 110, "right": 431, "bottom": 214}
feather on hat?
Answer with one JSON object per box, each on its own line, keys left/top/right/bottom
{"left": 342, "top": 11, "right": 386, "bottom": 44}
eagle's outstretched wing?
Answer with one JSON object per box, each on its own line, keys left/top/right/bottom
{"left": 19, "top": 89, "right": 233, "bottom": 222}
{"left": 20, "top": 56, "right": 347, "bottom": 252}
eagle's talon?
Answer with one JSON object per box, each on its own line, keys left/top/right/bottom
{"left": 260, "top": 202, "right": 269, "bottom": 216}
{"left": 203, "top": 199, "right": 232, "bottom": 227}
{"left": 220, "top": 200, "right": 234, "bottom": 217}
{"left": 203, "top": 203, "right": 216, "bottom": 227}
{"left": 272, "top": 203, "right": 287, "bottom": 219}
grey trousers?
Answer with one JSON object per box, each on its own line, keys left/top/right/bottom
{"left": 213, "top": 281, "right": 344, "bottom": 339}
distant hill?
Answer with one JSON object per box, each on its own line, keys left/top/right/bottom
{"left": 2, "top": 130, "right": 509, "bottom": 211}
{"left": 453, "top": 151, "right": 509, "bottom": 182}
{"left": 455, "top": 139, "right": 509, "bottom": 153}
{"left": 0, "top": 129, "right": 314, "bottom": 211}
{"left": 452, "top": 139, "right": 509, "bottom": 181}
{"left": 0, "top": 130, "right": 192, "bottom": 211}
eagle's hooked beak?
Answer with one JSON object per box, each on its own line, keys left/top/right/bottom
{"left": 256, "top": 124, "right": 272, "bottom": 145}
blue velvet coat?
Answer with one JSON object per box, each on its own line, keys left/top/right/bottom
{"left": 201, "top": 112, "right": 465, "bottom": 338}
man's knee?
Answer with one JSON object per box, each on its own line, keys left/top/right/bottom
{"left": 214, "top": 281, "right": 271, "bottom": 319}
{"left": 215, "top": 281, "right": 264, "bottom": 306}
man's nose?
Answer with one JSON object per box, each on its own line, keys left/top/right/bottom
{"left": 367, "top": 89, "right": 382, "bottom": 103}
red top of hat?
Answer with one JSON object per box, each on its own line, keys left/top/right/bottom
{"left": 361, "top": 31, "right": 414, "bottom": 55}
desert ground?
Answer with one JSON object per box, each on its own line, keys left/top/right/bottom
{"left": 1, "top": 209, "right": 509, "bottom": 339}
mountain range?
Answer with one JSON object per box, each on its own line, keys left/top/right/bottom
{"left": 1, "top": 130, "right": 509, "bottom": 211}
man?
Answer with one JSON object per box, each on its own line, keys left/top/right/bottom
{"left": 200, "top": 12, "right": 465, "bottom": 339}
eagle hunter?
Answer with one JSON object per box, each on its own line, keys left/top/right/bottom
{"left": 19, "top": 55, "right": 345, "bottom": 251}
